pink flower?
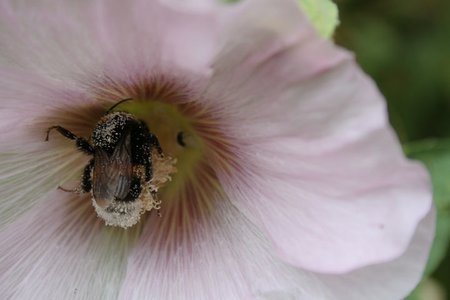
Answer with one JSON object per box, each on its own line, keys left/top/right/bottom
{"left": 0, "top": 0, "right": 434, "bottom": 299}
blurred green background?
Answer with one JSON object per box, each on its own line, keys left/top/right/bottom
{"left": 335, "top": 0, "right": 450, "bottom": 142}
{"left": 335, "top": 0, "right": 450, "bottom": 299}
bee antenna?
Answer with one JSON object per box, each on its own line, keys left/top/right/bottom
{"left": 106, "top": 98, "right": 133, "bottom": 114}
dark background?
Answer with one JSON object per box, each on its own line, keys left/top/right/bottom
{"left": 336, "top": 0, "right": 450, "bottom": 143}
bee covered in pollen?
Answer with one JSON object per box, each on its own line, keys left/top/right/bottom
{"left": 45, "top": 99, "right": 177, "bottom": 228}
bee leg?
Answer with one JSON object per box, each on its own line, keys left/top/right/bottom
{"left": 57, "top": 186, "right": 83, "bottom": 193}
{"left": 58, "top": 159, "right": 94, "bottom": 193}
{"left": 151, "top": 190, "right": 162, "bottom": 217}
{"left": 135, "top": 120, "right": 163, "bottom": 156}
{"left": 148, "top": 132, "right": 163, "bottom": 156}
{"left": 45, "top": 126, "right": 94, "bottom": 155}
{"left": 81, "top": 159, "right": 94, "bottom": 192}
{"left": 144, "top": 158, "right": 153, "bottom": 182}
{"left": 124, "top": 177, "right": 141, "bottom": 201}
{"left": 143, "top": 132, "right": 162, "bottom": 181}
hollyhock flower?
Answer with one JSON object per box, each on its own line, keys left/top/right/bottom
{"left": 0, "top": 0, "right": 434, "bottom": 299}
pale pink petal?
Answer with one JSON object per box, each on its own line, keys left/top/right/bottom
{"left": 0, "top": 0, "right": 433, "bottom": 298}
{"left": 0, "top": 191, "right": 139, "bottom": 299}
{"left": 207, "top": 0, "right": 378, "bottom": 152}
{"left": 160, "top": 0, "right": 220, "bottom": 11}
{"left": 261, "top": 209, "right": 435, "bottom": 300}
{"left": 0, "top": 0, "right": 219, "bottom": 81}
{"left": 204, "top": 0, "right": 432, "bottom": 273}
{"left": 89, "top": 0, "right": 220, "bottom": 78}
{"left": 317, "top": 208, "right": 435, "bottom": 300}
{"left": 119, "top": 195, "right": 433, "bottom": 300}
{"left": 119, "top": 196, "right": 319, "bottom": 300}
{"left": 139, "top": 0, "right": 220, "bottom": 73}
{"left": 0, "top": 68, "right": 95, "bottom": 150}
{"left": 0, "top": 1, "right": 103, "bottom": 81}
{"left": 0, "top": 69, "right": 102, "bottom": 227}
{"left": 0, "top": 150, "right": 86, "bottom": 228}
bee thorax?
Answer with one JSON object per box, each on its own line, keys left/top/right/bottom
{"left": 91, "top": 112, "right": 131, "bottom": 149}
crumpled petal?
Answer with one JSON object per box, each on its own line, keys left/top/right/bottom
{"left": 0, "top": 191, "right": 139, "bottom": 299}
{"left": 206, "top": 0, "right": 432, "bottom": 273}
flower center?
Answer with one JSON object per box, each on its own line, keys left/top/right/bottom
{"left": 40, "top": 75, "right": 237, "bottom": 247}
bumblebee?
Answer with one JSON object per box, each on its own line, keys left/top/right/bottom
{"left": 46, "top": 99, "right": 169, "bottom": 228}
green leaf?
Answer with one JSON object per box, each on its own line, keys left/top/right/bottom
{"left": 403, "top": 139, "right": 450, "bottom": 299}
{"left": 405, "top": 278, "right": 447, "bottom": 300}
{"left": 297, "top": 0, "right": 339, "bottom": 39}
{"left": 406, "top": 139, "right": 450, "bottom": 275}
{"left": 220, "top": 0, "right": 339, "bottom": 39}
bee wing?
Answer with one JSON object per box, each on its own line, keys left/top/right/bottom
{"left": 92, "top": 131, "right": 133, "bottom": 206}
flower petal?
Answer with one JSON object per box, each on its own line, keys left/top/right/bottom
{"left": 0, "top": 0, "right": 219, "bottom": 80}
{"left": 119, "top": 195, "right": 315, "bottom": 300}
{"left": 261, "top": 209, "right": 435, "bottom": 300}
{"left": 219, "top": 140, "right": 431, "bottom": 274}
{"left": 318, "top": 208, "right": 435, "bottom": 300}
{"left": 119, "top": 194, "right": 434, "bottom": 300}
{"left": 0, "top": 150, "right": 86, "bottom": 228}
{"left": 0, "top": 191, "right": 139, "bottom": 299}
{"left": 206, "top": 0, "right": 432, "bottom": 273}
{"left": 0, "top": 1, "right": 103, "bottom": 81}
{"left": 93, "top": 0, "right": 220, "bottom": 75}
{"left": 0, "top": 68, "right": 101, "bottom": 227}
{"left": 0, "top": 68, "right": 94, "bottom": 150}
